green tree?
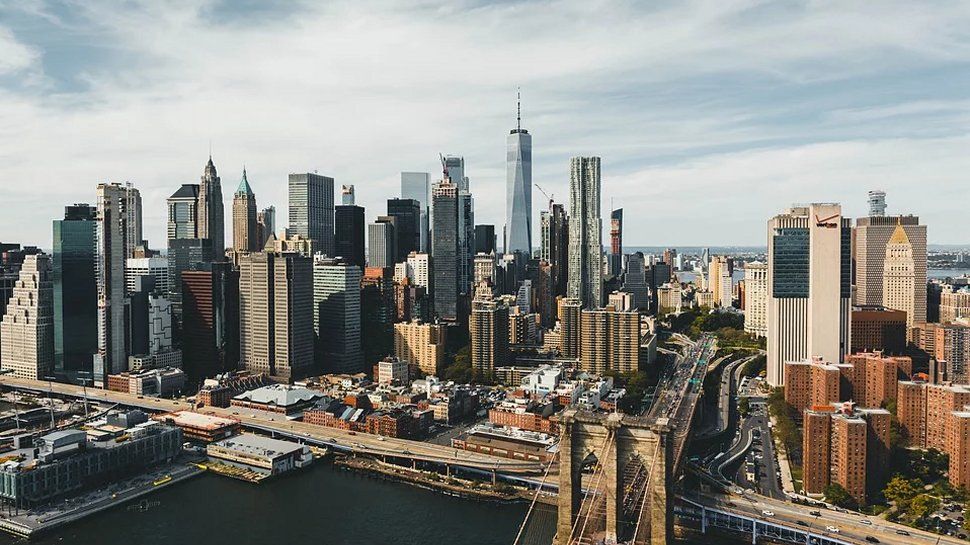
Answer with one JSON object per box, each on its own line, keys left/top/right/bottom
{"left": 909, "top": 494, "right": 940, "bottom": 521}
{"left": 883, "top": 475, "right": 919, "bottom": 507}
{"left": 824, "top": 483, "right": 858, "bottom": 510}
{"left": 738, "top": 396, "right": 750, "bottom": 417}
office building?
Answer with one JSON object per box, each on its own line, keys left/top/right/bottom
{"left": 368, "top": 217, "right": 397, "bottom": 269}
{"left": 743, "top": 261, "right": 768, "bottom": 338}
{"left": 166, "top": 238, "right": 213, "bottom": 317}
{"left": 126, "top": 257, "right": 169, "bottom": 296}
{"left": 868, "top": 190, "right": 887, "bottom": 217}
{"left": 341, "top": 184, "right": 355, "bottom": 206}
{"left": 394, "top": 320, "right": 446, "bottom": 376}
{"left": 620, "top": 253, "right": 648, "bottom": 311}
{"left": 52, "top": 204, "right": 98, "bottom": 373}
{"left": 313, "top": 257, "right": 362, "bottom": 374}
{"left": 506, "top": 95, "right": 532, "bottom": 255}
{"left": 0, "top": 254, "right": 53, "bottom": 380}
{"left": 579, "top": 306, "right": 641, "bottom": 374}
{"left": 609, "top": 209, "right": 623, "bottom": 277}
{"left": 96, "top": 183, "right": 137, "bottom": 384}
{"left": 387, "top": 198, "right": 421, "bottom": 262}
{"left": 401, "top": 172, "right": 430, "bottom": 253}
{"left": 232, "top": 168, "right": 258, "bottom": 252}
{"left": 471, "top": 297, "right": 509, "bottom": 375}
{"left": 854, "top": 214, "right": 926, "bottom": 327}
{"left": 475, "top": 225, "right": 496, "bottom": 254}
{"left": 180, "top": 262, "right": 239, "bottom": 381}
{"left": 196, "top": 157, "right": 225, "bottom": 257}
{"left": 333, "top": 203, "right": 365, "bottom": 268}
{"left": 766, "top": 204, "right": 851, "bottom": 386}
{"left": 288, "top": 172, "right": 335, "bottom": 257}
{"left": 567, "top": 157, "right": 603, "bottom": 309}
{"left": 474, "top": 252, "right": 497, "bottom": 286}
{"left": 168, "top": 184, "right": 200, "bottom": 239}
{"left": 540, "top": 203, "right": 569, "bottom": 298}
{"left": 432, "top": 178, "right": 459, "bottom": 322}
{"left": 850, "top": 306, "right": 906, "bottom": 354}
{"left": 238, "top": 251, "right": 314, "bottom": 382}
{"left": 257, "top": 206, "right": 276, "bottom": 247}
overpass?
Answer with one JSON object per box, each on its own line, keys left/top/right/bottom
{"left": 0, "top": 376, "right": 544, "bottom": 474}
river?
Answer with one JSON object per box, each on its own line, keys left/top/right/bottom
{"left": 0, "top": 465, "right": 539, "bottom": 545}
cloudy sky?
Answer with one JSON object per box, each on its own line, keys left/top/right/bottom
{"left": 1, "top": 0, "right": 969, "bottom": 249}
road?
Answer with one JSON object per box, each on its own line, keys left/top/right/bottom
{"left": 0, "top": 376, "right": 544, "bottom": 474}
{"left": 689, "top": 489, "right": 968, "bottom": 545}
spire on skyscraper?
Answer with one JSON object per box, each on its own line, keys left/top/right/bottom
{"left": 236, "top": 167, "right": 254, "bottom": 196}
{"left": 517, "top": 87, "right": 521, "bottom": 131}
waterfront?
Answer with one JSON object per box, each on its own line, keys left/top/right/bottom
{"left": 0, "top": 465, "right": 535, "bottom": 545}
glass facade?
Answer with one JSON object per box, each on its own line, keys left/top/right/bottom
{"left": 771, "top": 227, "right": 809, "bottom": 298}
{"left": 52, "top": 208, "right": 98, "bottom": 373}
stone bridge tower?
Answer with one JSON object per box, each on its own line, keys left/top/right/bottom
{"left": 556, "top": 410, "right": 671, "bottom": 545}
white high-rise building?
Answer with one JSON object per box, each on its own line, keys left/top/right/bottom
{"left": 719, "top": 271, "right": 733, "bottom": 308}
{"left": 405, "top": 252, "right": 430, "bottom": 289}
{"left": 0, "top": 254, "right": 54, "bottom": 380}
{"left": 313, "top": 257, "right": 363, "bottom": 374}
{"left": 743, "top": 262, "right": 768, "bottom": 338}
{"left": 95, "top": 183, "right": 134, "bottom": 384}
{"left": 766, "top": 203, "right": 851, "bottom": 386}
{"left": 126, "top": 257, "right": 169, "bottom": 295}
{"left": 505, "top": 93, "right": 532, "bottom": 254}
{"left": 567, "top": 156, "right": 603, "bottom": 309}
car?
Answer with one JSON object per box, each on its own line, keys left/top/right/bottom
{"left": 895, "top": 529, "right": 910, "bottom": 536}
{"left": 809, "top": 510, "right": 822, "bottom": 517}
{"left": 865, "top": 537, "right": 880, "bottom": 543}
{"left": 762, "top": 510, "right": 774, "bottom": 517}
{"left": 860, "top": 519, "right": 872, "bottom": 525}
{"left": 796, "top": 520, "right": 808, "bottom": 526}
{"left": 826, "top": 526, "right": 840, "bottom": 533}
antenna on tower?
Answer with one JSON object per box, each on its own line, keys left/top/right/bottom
{"left": 516, "top": 87, "right": 521, "bottom": 131}
{"left": 438, "top": 153, "right": 448, "bottom": 180}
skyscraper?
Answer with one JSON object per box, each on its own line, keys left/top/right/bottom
{"left": 52, "top": 204, "right": 98, "bottom": 373}
{"left": 855, "top": 213, "right": 926, "bottom": 328}
{"left": 288, "top": 172, "right": 335, "bottom": 257}
{"left": 368, "top": 218, "right": 397, "bottom": 269}
{"left": 475, "top": 225, "right": 496, "bottom": 254}
{"left": 313, "top": 257, "right": 362, "bottom": 374}
{"left": 334, "top": 203, "right": 365, "bottom": 268}
{"left": 540, "top": 203, "right": 568, "bottom": 297}
{"left": 432, "top": 178, "right": 459, "bottom": 322}
{"left": 766, "top": 203, "right": 852, "bottom": 386}
{"left": 621, "top": 252, "right": 648, "bottom": 311}
{"left": 387, "top": 198, "right": 421, "bottom": 261}
{"left": 238, "top": 251, "right": 314, "bottom": 382}
{"left": 470, "top": 296, "right": 509, "bottom": 375}
{"left": 609, "top": 208, "right": 623, "bottom": 277}
{"left": 95, "top": 183, "right": 135, "bottom": 384}
{"left": 567, "top": 156, "right": 603, "bottom": 309}
{"left": 401, "top": 172, "right": 430, "bottom": 253}
{"left": 883, "top": 223, "right": 917, "bottom": 329}
{"left": 341, "top": 184, "right": 356, "bottom": 206}
{"left": 0, "top": 254, "right": 53, "bottom": 380}
{"left": 442, "top": 156, "right": 475, "bottom": 297}
{"left": 506, "top": 93, "right": 532, "bottom": 255}
{"left": 580, "top": 306, "right": 642, "bottom": 374}
{"left": 232, "top": 168, "right": 258, "bottom": 252}
{"left": 257, "top": 205, "right": 276, "bottom": 246}
{"left": 743, "top": 261, "right": 768, "bottom": 338}
{"left": 181, "top": 262, "right": 238, "bottom": 381}
{"left": 121, "top": 183, "right": 144, "bottom": 257}
{"left": 868, "top": 190, "right": 887, "bottom": 217}
{"left": 558, "top": 297, "right": 582, "bottom": 359}
{"left": 196, "top": 157, "right": 225, "bottom": 257}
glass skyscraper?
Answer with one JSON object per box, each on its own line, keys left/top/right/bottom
{"left": 401, "top": 172, "right": 430, "bottom": 253}
{"left": 567, "top": 156, "right": 603, "bottom": 309}
{"left": 432, "top": 179, "right": 459, "bottom": 322}
{"left": 505, "top": 99, "right": 532, "bottom": 255}
{"left": 52, "top": 204, "right": 98, "bottom": 373}
{"left": 288, "top": 172, "right": 335, "bottom": 257}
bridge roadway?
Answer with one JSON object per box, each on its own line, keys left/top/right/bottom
{"left": 0, "top": 376, "right": 544, "bottom": 474}
{"left": 681, "top": 490, "right": 967, "bottom": 545}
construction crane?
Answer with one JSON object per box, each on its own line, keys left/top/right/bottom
{"left": 534, "top": 183, "right": 554, "bottom": 211}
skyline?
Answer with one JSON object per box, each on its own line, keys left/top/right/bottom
{"left": 2, "top": 1, "right": 970, "bottom": 248}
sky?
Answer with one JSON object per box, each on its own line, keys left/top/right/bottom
{"left": 1, "top": 0, "right": 969, "bottom": 249}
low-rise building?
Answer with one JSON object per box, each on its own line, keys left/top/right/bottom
{"left": 452, "top": 423, "right": 557, "bottom": 463}
{"left": 153, "top": 411, "right": 240, "bottom": 443}
{"left": 231, "top": 384, "right": 324, "bottom": 416}
{"left": 207, "top": 433, "right": 312, "bottom": 476}
{"left": 106, "top": 367, "right": 186, "bottom": 398}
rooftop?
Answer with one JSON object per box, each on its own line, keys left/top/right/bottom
{"left": 210, "top": 433, "right": 305, "bottom": 459}
{"left": 155, "top": 411, "right": 238, "bottom": 430}
{"left": 234, "top": 384, "right": 322, "bottom": 408}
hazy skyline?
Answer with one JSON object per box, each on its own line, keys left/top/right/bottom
{"left": 2, "top": 1, "right": 969, "bottom": 248}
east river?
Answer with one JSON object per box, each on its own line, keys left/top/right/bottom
{"left": 0, "top": 465, "right": 551, "bottom": 545}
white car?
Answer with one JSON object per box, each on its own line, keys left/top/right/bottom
{"left": 860, "top": 519, "right": 872, "bottom": 525}
{"left": 762, "top": 510, "right": 774, "bottom": 517}
{"left": 826, "top": 526, "right": 840, "bottom": 533}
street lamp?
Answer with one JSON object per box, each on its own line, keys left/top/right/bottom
{"left": 42, "top": 375, "right": 57, "bottom": 429}
{"left": 76, "top": 371, "right": 92, "bottom": 417}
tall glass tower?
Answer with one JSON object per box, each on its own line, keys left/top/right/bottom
{"left": 505, "top": 92, "right": 532, "bottom": 255}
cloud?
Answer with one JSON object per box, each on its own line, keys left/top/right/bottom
{"left": 1, "top": 0, "right": 970, "bottom": 248}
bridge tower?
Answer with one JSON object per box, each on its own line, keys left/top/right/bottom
{"left": 556, "top": 410, "right": 672, "bottom": 545}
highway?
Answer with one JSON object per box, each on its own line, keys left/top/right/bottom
{"left": 0, "top": 376, "right": 544, "bottom": 474}
{"left": 687, "top": 489, "right": 967, "bottom": 545}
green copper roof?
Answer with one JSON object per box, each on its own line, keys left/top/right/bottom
{"left": 236, "top": 168, "right": 254, "bottom": 196}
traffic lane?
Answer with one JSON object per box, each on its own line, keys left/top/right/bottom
{"left": 707, "top": 492, "right": 966, "bottom": 545}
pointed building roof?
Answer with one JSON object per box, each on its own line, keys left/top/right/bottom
{"left": 203, "top": 155, "right": 218, "bottom": 179}
{"left": 236, "top": 168, "right": 255, "bottom": 196}
{"left": 889, "top": 221, "right": 910, "bottom": 245}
